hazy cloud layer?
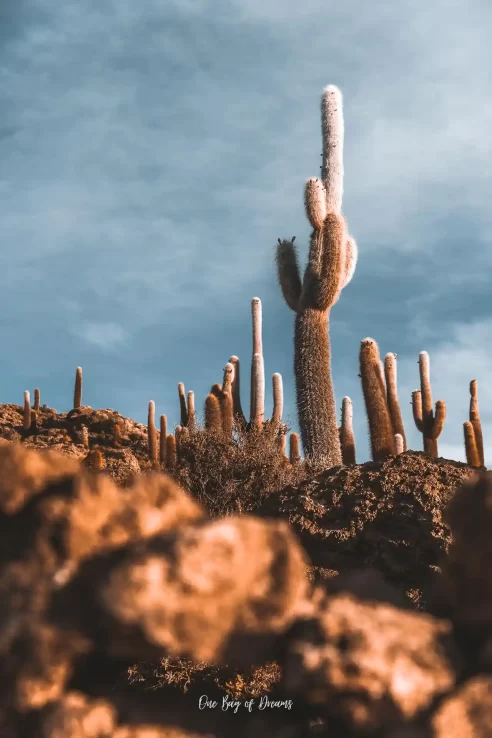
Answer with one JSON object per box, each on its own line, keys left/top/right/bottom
{"left": 1, "top": 0, "right": 491, "bottom": 464}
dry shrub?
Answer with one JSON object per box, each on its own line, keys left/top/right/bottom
{"left": 170, "top": 423, "right": 308, "bottom": 517}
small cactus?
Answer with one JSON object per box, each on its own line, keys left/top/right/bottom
{"left": 30, "top": 409, "right": 38, "bottom": 432}
{"left": 384, "top": 353, "right": 406, "bottom": 451}
{"left": 289, "top": 432, "right": 301, "bottom": 465}
{"left": 177, "top": 383, "right": 189, "bottom": 427}
{"left": 33, "top": 388, "right": 40, "bottom": 412}
{"left": 87, "top": 448, "right": 104, "bottom": 471}
{"left": 159, "top": 415, "right": 167, "bottom": 465}
{"left": 271, "top": 373, "right": 283, "bottom": 429}
{"left": 23, "top": 390, "right": 31, "bottom": 431}
{"left": 205, "top": 393, "right": 222, "bottom": 432}
{"left": 276, "top": 432, "right": 287, "bottom": 456}
{"left": 394, "top": 433, "right": 404, "bottom": 455}
{"left": 229, "top": 355, "right": 246, "bottom": 425}
{"left": 339, "top": 396, "right": 356, "bottom": 465}
{"left": 463, "top": 421, "right": 481, "bottom": 467}
{"left": 412, "top": 351, "right": 446, "bottom": 457}
{"left": 166, "top": 434, "right": 177, "bottom": 470}
{"left": 359, "top": 338, "right": 394, "bottom": 461}
{"left": 187, "top": 391, "right": 196, "bottom": 431}
{"left": 250, "top": 298, "right": 265, "bottom": 431}
{"left": 81, "top": 425, "right": 89, "bottom": 449}
{"left": 220, "top": 363, "right": 234, "bottom": 437}
{"left": 147, "top": 401, "right": 158, "bottom": 463}
{"left": 468, "top": 379, "right": 484, "bottom": 467}
{"left": 74, "top": 367, "right": 83, "bottom": 409}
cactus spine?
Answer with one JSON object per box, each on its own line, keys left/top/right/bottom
{"left": 339, "top": 396, "right": 356, "bottom": 465}
{"left": 411, "top": 351, "right": 446, "bottom": 457}
{"left": 74, "top": 367, "right": 82, "bottom": 409}
{"left": 276, "top": 86, "right": 357, "bottom": 470}
{"left": 359, "top": 339, "right": 394, "bottom": 461}
{"left": 384, "top": 353, "right": 407, "bottom": 451}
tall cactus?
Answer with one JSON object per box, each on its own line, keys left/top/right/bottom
{"left": 359, "top": 338, "right": 394, "bottom": 461}
{"left": 276, "top": 86, "right": 357, "bottom": 469}
{"left": 23, "top": 390, "right": 31, "bottom": 431}
{"left": 411, "top": 351, "right": 446, "bottom": 457}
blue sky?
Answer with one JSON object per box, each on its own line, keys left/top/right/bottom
{"left": 2, "top": 0, "right": 492, "bottom": 465}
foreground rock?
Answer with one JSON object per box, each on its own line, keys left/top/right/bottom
{"left": 0, "top": 442, "right": 491, "bottom": 738}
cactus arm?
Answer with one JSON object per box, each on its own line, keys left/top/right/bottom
{"left": 276, "top": 238, "right": 302, "bottom": 312}
{"left": 394, "top": 433, "right": 404, "bottom": 455}
{"left": 304, "top": 178, "right": 327, "bottom": 229}
{"left": 412, "top": 390, "right": 424, "bottom": 433}
{"left": 431, "top": 400, "right": 446, "bottom": 440}
{"left": 342, "top": 236, "right": 358, "bottom": 288}
{"left": 320, "top": 85, "right": 344, "bottom": 213}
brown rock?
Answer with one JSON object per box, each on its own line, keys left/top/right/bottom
{"left": 431, "top": 676, "right": 492, "bottom": 737}
{"left": 283, "top": 594, "right": 458, "bottom": 732}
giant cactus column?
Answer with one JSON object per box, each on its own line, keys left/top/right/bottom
{"left": 276, "top": 86, "right": 358, "bottom": 469}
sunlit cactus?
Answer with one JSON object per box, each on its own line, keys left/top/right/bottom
{"left": 34, "top": 388, "right": 40, "bottom": 412}
{"left": 250, "top": 298, "right": 265, "bottom": 430}
{"left": 359, "top": 338, "right": 394, "bottom": 461}
{"left": 187, "top": 391, "right": 196, "bottom": 431}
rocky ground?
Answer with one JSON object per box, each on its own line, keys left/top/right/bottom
{"left": 1, "top": 402, "right": 491, "bottom": 737}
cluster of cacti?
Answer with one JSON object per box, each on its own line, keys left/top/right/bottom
{"left": 411, "top": 351, "right": 446, "bottom": 456}
{"left": 359, "top": 339, "right": 407, "bottom": 461}
{"left": 276, "top": 85, "right": 358, "bottom": 471}
{"left": 7, "top": 87, "right": 487, "bottom": 475}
